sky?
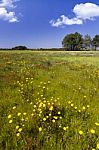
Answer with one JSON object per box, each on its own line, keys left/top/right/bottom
{"left": 0, "top": 0, "right": 99, "bottom": 48}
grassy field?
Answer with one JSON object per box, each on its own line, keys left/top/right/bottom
{"left": 0, "top": 50, "right": 99, "bottom": 150}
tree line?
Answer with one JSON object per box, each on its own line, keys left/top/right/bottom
{"left": 0, "top": 32, "right": 99, "bottom": 51}
{"left": 62, "top": 32, "right": 99, "bottom": 51}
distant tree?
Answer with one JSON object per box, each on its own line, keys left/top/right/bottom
{"left": 83, "top": 34, "right": 92, "bottom": 50}
{"left": 62, "top": 32, "right": 83, "bottom": 51}
{"left": 92, "top": 35, "right": 99, "bottom": 50}
{"left": 12, "top": 46, "right": 28, "bottom": 50}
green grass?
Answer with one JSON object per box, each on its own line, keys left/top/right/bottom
{"left": 0, "top": 50, "right": 99, "bottom": 150}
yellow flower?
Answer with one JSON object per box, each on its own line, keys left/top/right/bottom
{"left": 95, "top": 122, "right": 99, "bottom": 126}
{"left": 17, "top": 113, "right": 21, "bottom": 116}
{"left": 13, "top": 106, "right": 16, "bottom": 109}
{"left": 21, "top": 118, "right": 24, "bottom": 121}
{"left": 8, "top": 114, "right": 12, "bottom": 119}
{"left": 71, "top": 103, "right": 74, "bottom": 107}
{"left": 9, "top": 120, "right": 13, "bottom": 124}
{"left": 90, "top": 129, "right": 95, "bottom": 134}
{"left": 16, "top": 133, "right": 20, "bottom": 137}
{"left": 49, "top": 113, "right": 51, "bottom": 116}
{"left": 53, "top": 116, "right": 58, "bottom": 120}
{"left": 23, "top": 112, "right": 27, "bottom": 115}
{"left": 16, "top": 125, "right": 19, "bottom": 130}
{"left": 18, "top": 128, "right": 22, "bottom": 132}
{"left": 97, "top": 143, "right": 99, "bottom": 149}
{"left": 79, "top": 130, "right": 83, "bottom": 135}
{"left": 92, "top": 149, "right": 95, "bottom": 150}
{"left": 34, "top": 105, "right": 36, "bottom": 108}
{"left": 31, "top": 113, "right": 34, "bottom": 116}
{"left": 49, "top": 106, "right": 53, "bottom": 111}
{"left": 74, "top": 106, "right": 77, "bottom": 109}
{"left": 63, "top": 127, "right": 68, "bottom": 131}
{"left": 39, "top": 127, "right": 42, "bottom": 132}
{"left": 60, "top": 117, "right": 62, "bottom": 119}
{"left": 82, "top": 106, "right": 86, "bottom": 110}
{"left": 84, "top": 95, "right": 86, "bottom": 98}
{"left": 52, "top": 119, "right": 55, "bottom": 123}
{"left": 43, "top": 118, "right": 46, "bottom": 121}
{"left": 58, "top": 111, "right": 61, "bottom": 115}
{"left": 43, "top": 104, "right": 46, "bottom": 107}
{"left": 87, "top": 105, "right": 90, "bottom": 108}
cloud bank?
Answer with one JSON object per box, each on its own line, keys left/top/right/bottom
{"left": 0, "top": 0, "right": 20, "bottom": 23}
{"left": 50, "top": 3, "right": 99, "bottom": 27}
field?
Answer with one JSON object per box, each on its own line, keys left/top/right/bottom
{"left": 0, "top": 50, "right": 99, "bottom": 150}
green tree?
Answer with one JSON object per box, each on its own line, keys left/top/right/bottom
{"left": 83, "top": 34, "right": 92, "bottom": 50}
{"left": 62, "top": 32, "right": 83, "bottom": 51}
{"left": 12, "top": 46, "right": 28, "bottom": 50}
{"left": 92, "top": 35, "right": 99, "bottom": 50}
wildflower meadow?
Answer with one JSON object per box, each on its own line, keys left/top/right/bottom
{"left": 0, "top": 51, "right": 99, "bottom": 150}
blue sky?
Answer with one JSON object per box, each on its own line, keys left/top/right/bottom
{"left": 0, "top": 0, "right": 99, "bottom": 48}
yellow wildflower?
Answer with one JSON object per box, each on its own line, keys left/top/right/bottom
{"left": 17, "top": 113, "right": 21, "bottom": 116}
{"left": 49, "top": 106, "right": 53, "bottom": 111}
{"left": 31, "top": 113, "right": 34, "bottom": 116}
{"left": 43, "top": 118, "right": 46, "bottom": 121}
{"left": 53, "top": 116, "right": 58, "bottom": 120}
{"left": 16, "top": 125, "right": 19, "bottom": 130}
{"left": 13, "top": 106, "right": 16, "bottom": 109}
{"left": 79, "top": 130, "right": 83, "bottom": 135}
{"left": 23, "top": 112, "right": 27, "bottom": 115}
{"left": 95, "top": 122, "right": 99, "bottom": 126}
{"left": 82, "top": 106, "right": 86, "bottom": 110}
{"left": 97, "top": 143, "right": 99, "bottom": 149}
{"left": 18, "top": 128, "right": 22, "bottom": 132}
{"left": 52, "top": 119, "right": 55, "bottom": 123}
{"left": 8, "top": 114, "right": 12, "bottom": 119}
{"left": 74, "top": 106, "right": 77, "bottom": 109}
{"left": 90, "top": 129, "right": 95, "bottom": 134}
{"left": 71, "top": 103, "right": 74, "bottom": 107}
{"left": 68, "top": 101, "right": 71, "bottom": 104}
{"left": 87, "top": 105, "right": 90, "bottom": 108}
{"left": 16, "top": 133, "right": 20, "bottom": 137}
{"left": 58, "top": 111, "right": 61, "bottom": 115}
{"left": 84, "top": 95, "right": 86, "bottom": 98}
{"left": 63, "top": 127, "right": 68, "bottom": 131}
{"left": 39, "top": 127, "right": 42, "bottom": 132}
{"left": 9, "top": 120, "right": 13, "bottom": 124}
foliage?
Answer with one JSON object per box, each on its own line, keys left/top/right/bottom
{"left": 62, "top": 32, "right": 83, "bottom": 51}
{"left": 92, "top": 35, "right": 99, "bottom": 50}
{"left": 83, "top": 34, "right": 92, "bottom": 50}
{"left": 12, "top": 45, "right": 28, "bottom": 50}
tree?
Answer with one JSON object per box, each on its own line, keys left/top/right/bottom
{"left": 92, "top": 35, "right": 99, "bottom": 50}
{"left": 12, "top": 46, "right": 28, "bottom": 50}
{"left": 83, "top": 34, "right": 92, "bottom": 50}
{"left": 62, "top": 32, "right": 83, "bottom": 51}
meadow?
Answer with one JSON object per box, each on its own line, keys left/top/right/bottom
{"left": 0, "top": 50, "right": 99, "bottom": 150}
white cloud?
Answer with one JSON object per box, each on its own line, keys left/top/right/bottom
{"left": 0, "top": 0, "right": 20, "bottom": 23}
{"left": 50, "top": 2, "right": 99, "bottom": 27}
{"left": 73, "top": 3, "right": 99, "bottom": 20}
{"left": 50, "top": 15, "right": 83, "bottom": 27}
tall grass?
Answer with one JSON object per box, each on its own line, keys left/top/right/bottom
{"left": 0, "top": 51, "right": 99, "bottom": 150}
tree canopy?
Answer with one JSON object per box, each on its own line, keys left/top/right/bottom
{"left": 62, "top": 32, "right": 83, "bottom": 51}
{"left": 12, "top": 46, "right": 28, "bottom": 50}
{"left": 62, "top": 33, "right": 99, "bottom": 51}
